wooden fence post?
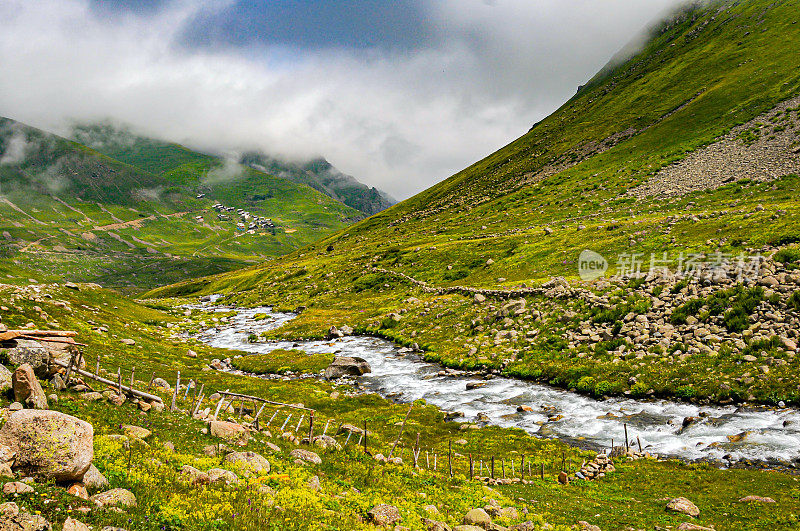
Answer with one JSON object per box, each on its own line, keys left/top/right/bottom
{"left": 308, "top": 413, "right": 314, "bottom": 444}
{"left": 64, "top": 350, "right": 78, "bottom": 383}
{"left": 129, "top": 367, "right": 135, "bottom": 390}
{"left": 520, "top": 455, "right": 525, "bottom": 480}
{"left": 363, "top": 420, "right": 368, "bottom": 454}
{"left": 448, "top": 440, "right": 453, "bottom": 477}
{"left": 491, "top": 456, "right": 495, "bottom": 479}
{"left": 95, "top": 355, "right": 100, "bottom": 375}
{"left": 389, "top": 403, "right": 413, "bottom": 459}
{"left": 171, "top": 371, "right": 180, "bottom": 411}
{"left": 117, "top": 368, "right": 122, "bottom": 396}
{"left": 469, "top": 453, "right": 474, "bottom": 479}
{"left": 624, "top": 423, "right": 629, "bottom": 452}
{"left": 280, "top": 413, "right": 293, "bottom": 432}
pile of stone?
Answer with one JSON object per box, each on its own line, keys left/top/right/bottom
{"left": 575, "top": 453, "right": 616, "bottom": 481}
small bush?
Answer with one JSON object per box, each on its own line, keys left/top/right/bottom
{"left": 352, "top": 272, "right": 390, "bottom": 292}
{"left": 774, "top": 247, "right": 800, "bottom": 270}
{"left": 789, "top": 291, "right": 800, "bottom": 312}
{"left": 443, "top": 268, "right": 469, "bottom": 281}
{"left": 670, "top": 298, "right": 703, "bottom": 325}
{"left": 671, "top": 279, "right": 690, "bottom": 294}
{"left": 675, "top": 385, "right": 697, "bottom": 399}
{"left": 742, "top": 336, "right": 783, "bottom": 359}
{"left": 576, "top": 376, "right": 596, "bottom": 393}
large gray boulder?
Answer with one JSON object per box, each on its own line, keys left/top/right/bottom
{"left": 0, "top": 409, "right": 93, "bottom": 481}
{"left": 12, "top": 364, "right": 48, "bottom": 409}
{"left": 324, "top": 356, "right": 371, "bottom": 380}
{"left": 1, "top": 339, "right": 83, "bottom": 378}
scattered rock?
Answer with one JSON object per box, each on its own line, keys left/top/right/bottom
{"left": 224, "top": 451, "right": 270, "bottom": 476}
{"left": 0, "top": 504, "right": 50, "bottom": 530}
{"left": 739, "top": 495, "right": 776, "bottom": 503}
{"left": 0, "top": 409, "right": 93, "bottom": 481}
{"left": 422, "top": 518, "right": 452, "bottom": 531}
{"left": 180, "top": 465, "right": 210, "bottom": 485}
{"left": 312, "top": 435, "right": 341, "bottom": 450}
{"left": 666, "top": 497, "right": 700, "bottom": 517}
{"left": 67, "top": 483, "right": 89, "bottom": 500}
{"left": 12, "top": 363, "right": 48, "bottom": 409}
{"left": 677, "top": 524, "right": 714, "bottom": 531}
{"left": 208, "top": 468, "right": 239, "bottom": 486}
{"left": 121, "top": 425, "right": 151, "bottom": 439}
{"left": 463, "top": 508, "right": 492, "bottom": 528}
{"left": 82, "top": 465, "right": 109, "bottom": 491}
{"left": 62, "top": 517, "right": 91, "bottom": 531}
{"left": 90, "top": 488, "right": 137, "bottom": 508}
{"left": 209, "top": 420, "right": 249, "bottom": 445}
{"left": 306, "top": 475, "right": 321, "bottom": 491}
{"left": 290, "top": 449, "right": 322, "bottom": 465}
{"left": 0, "top": 502, "right": 18, "bottom": 517}
{"left": 3, "top": 481, "right": 34, "bottom": 494}
{"left": 368, "top": 504, "right": 401, "bottom": 526}
{"left": 151, "top": 378, "right": 170, "bottom": 390}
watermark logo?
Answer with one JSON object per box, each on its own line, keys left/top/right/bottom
{"left": 578, "top": 249, "right": 608, "bottom": 281}
{"left": 577, "top": 249, "right": 764, "bottom": 283}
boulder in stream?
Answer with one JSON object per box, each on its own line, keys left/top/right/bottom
{"left": 324, "top": 356, "right": 371, "bottom": 379}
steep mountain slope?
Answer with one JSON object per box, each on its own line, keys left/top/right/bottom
{"left": 155, "top": 0, "right": 800, "bottom": 404}
{"left": 0, "top": 120, "right": 360, "bottom": 290}
{"left": 240, "top": 151, "right": 395, "bottom": 216}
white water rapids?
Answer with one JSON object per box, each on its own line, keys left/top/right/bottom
{"left": 194, "top": 305, "right": 800, "bottom": 466}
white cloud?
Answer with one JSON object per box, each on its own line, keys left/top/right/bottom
{"left": 0, "top": 0, "right": 684, "bottom": 199}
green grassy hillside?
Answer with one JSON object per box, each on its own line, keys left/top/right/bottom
{"left": 2, "top": 282, "right": 799, "bottom": 530}
{"left": 153, "top": 0, "right": 800, "bottom": 405}
{"left": 0, "top": 120, "right": 361, "bottom": 291}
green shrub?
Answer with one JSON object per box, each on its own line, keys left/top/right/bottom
{"left": 671, "top": 279, "right": 690, "bottom": 294}
{"left": 576, "top": 376, "right": 596, "bottom": 393}
{"left": 789, "top": 291, "right": 800, "bottom": 312}
{"left": 352, "top": 272, "right": 390, "bottom": 292}
{"left": 742, "top": 336, "right": 783, "bottom": 359}
{"left": 675, "top": 385, "right": 697, "bottom": 399}
{"left": 443, "top": 268, "right": 469, "bottom": 281}
{"left": 774, "top": 247, "right": 800, "bottom": 270}
{"left": 594, "top": 380, "right": 615, "bottom": 397}
{"left": 630, "top": 382, "right": 649, "bottom": 397}
{"left": 670, "top": 298, "right": 703, "bottom": 325}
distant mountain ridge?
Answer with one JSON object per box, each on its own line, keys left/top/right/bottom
{"left": 240, "top": 152, "right": 395, "bottom": 216}
{"left": 0, "top": 118, "right": 360, "bottom": 289}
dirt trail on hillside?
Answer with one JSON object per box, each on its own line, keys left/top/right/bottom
{"left": 92, "top": 211, "right": 190, "bottom": 232}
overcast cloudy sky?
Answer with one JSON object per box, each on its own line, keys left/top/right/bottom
{"left": 0, "top": 0, "right": 684, "bottom": 199}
